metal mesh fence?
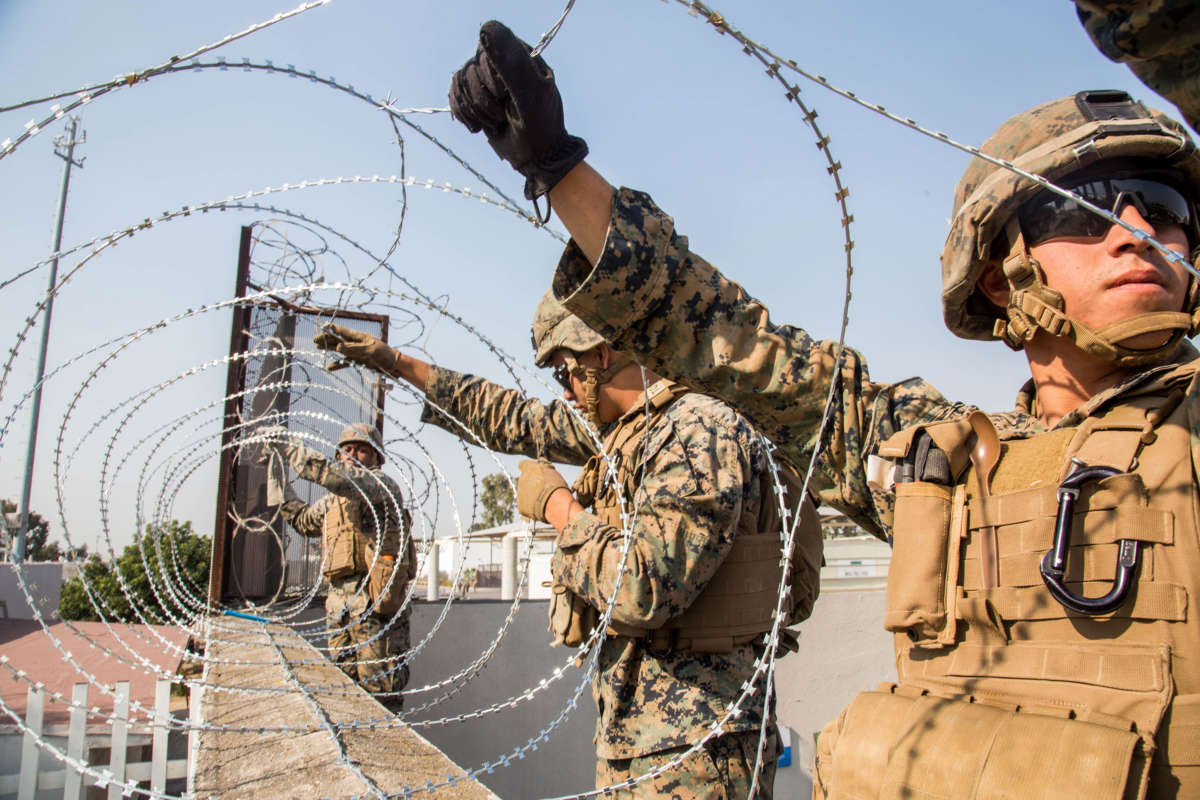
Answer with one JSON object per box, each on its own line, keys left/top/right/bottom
{"left": 215, "top": 297, "right": 387, "bottom": 605}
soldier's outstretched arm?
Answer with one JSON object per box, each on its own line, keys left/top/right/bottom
{"left": 448, "top": 20, "right": 954, "bottom": 530}
{"left": 313, "top": 324, "right": 430, "bottom": 391}
{"left": 282, "top": 441, "right": 400, "bottom": 508}
{"left": 284, "top": 497, "right": 325, "bottom": 537}
{"left": 547, "top": 162, "right": 614, "bottom": 268}
{"left": 314, "top": 324, "right": 597, "bottom": 463}
{"left": 419, "top": 367, "right": 598, "bottom": 466}
{"left": 553, "top": 188, "right": 962, "bottom": 533}
{"left": 1074, "top": 0, "right": 1200, "bottom": 132}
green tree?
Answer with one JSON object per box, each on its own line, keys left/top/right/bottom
{"left": 58, "top": 521, "right": 210, "bottom": 623}
{"left": 469, "top": 472, "right": 514, "bottom": 531}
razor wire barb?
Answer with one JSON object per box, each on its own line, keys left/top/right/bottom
{"left": 3, "top": 1, "right": 1187, "bottom": 798}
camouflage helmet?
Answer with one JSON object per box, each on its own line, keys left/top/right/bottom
{"left": 337, "top": 422, "right": 384, "bottom": 463}
{"left": 942, "top": 89, "right": 1200, "bottom": 345}
{"left": 530, "top": 290, "right": 605, "bottom": 367}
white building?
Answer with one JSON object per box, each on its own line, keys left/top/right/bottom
{"left": 422, "top": 521, "right": 557, "bottom": 600}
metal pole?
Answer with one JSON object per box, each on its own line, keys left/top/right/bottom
{"left": 15, "top": 117, "right": 84, "bottom": 563}
{"left": 501, "top": 533, "right": 518, "bottom": 600}
{"left": 426, "top": 539, "right": 440, "bottom": 601}
{"left": 207, "top": 226, "right": 254, "bottom": 605}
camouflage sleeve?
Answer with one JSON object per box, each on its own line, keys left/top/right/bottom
{"left": 1075, "top": 0, "right": 1200, "bottom": 130}
{"left": 419, "top": 365, "right": 598, "bottom": 466}
{"left": 287, "top": 495, "right": 329, "bottom": 537}
{"left": 550, "top": 396, "right": 753, "bottom": 628}
{"left": 552, "top": 188, "right": 953, "bottom": 535}
{"left": 283, "top": 443, "right": 402, "bottom": 508}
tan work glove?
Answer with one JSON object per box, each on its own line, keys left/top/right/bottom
{"left": 255, "top": 424, "right": 291, "bottom": 469}
{"left": 313, "top": 323, "right": 397, "bottom": 374}
{"left": 263, "top": 447, "right": 299, "bottom": 507}
{"left": 547, "top": 583, "right": 598, "bottom": 648}
{"left": 517, "top": 459, "right": 568, "bottom": 523}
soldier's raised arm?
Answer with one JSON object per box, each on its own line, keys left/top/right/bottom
{"left": 314, "top": 306, "right": 602, "bottom": 467}
{"left": 1075, "top": 0, "right": 1200, "bottom": 131}
{"left": 447, "top": 21, "right": 953, "bottom": 534}
{"left": 313, "top": 324, "right": 430, "bottom": 390}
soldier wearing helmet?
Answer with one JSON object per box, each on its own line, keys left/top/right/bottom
{"left": 264, "top": 421, "right": 416, "bottom": 711}
{"left": 448, "top": 20, "right": 1200, "bottom": 799}
{"left": 314, "top": 293, "right": 823, "bottom": 799}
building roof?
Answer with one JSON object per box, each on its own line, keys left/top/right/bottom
{"left": 0, "top": 620, "right": 189, "bottom": 730}
{"left": 440, "top": 521, "right": 556, "bottom": 542}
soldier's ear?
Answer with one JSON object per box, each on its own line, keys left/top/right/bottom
{"left": 978, "top": 261, "right": 1010, "bottom": 307}
{"left": 582, "top": 344, "right": 609, "bottom": 369}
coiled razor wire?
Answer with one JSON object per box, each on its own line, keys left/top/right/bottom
{"left": 1, "top": 1, "right": 1192, "bottom": 798}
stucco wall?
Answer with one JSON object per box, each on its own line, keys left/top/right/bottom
{"left": 0, "top": 563, "right": 64, "bottom": 620}
{"left": 407, "top": 588, "right": 893, "bottom": 799}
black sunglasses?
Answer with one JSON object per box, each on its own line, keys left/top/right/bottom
{"left": 1018, "top": 174, "right": 1193, "bottom": 247}
{"left": 551, "top": 362, "right": 572, "bottom": 391}
{"left": 551, "top": 353, "right": 587, "bottom": 391}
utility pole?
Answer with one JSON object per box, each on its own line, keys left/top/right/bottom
{"left": 13, "top": 116, "right": 85, "bottom": 563}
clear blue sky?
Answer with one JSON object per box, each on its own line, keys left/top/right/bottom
{"left": 0, "top": 1, "right": 1160, "bottom": 553}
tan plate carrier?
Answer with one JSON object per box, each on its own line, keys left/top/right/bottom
{"left": 549, "top": 381, "right": 824, "bottom": 654}
{"left": 816, "top": 363, "right": 1200, "bottom": 800}
{"left": 323, "top": 498, "right": 415, "bottom": 617}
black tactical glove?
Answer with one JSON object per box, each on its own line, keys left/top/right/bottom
{"left": 449, "top": 20, "right": 588, "bottom": 203}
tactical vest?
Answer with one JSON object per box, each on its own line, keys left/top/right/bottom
{"left": 322, "top": 494, "right": 408, "bottom": 616}
{"left": 818, "top": 363, "right": 1200, "bottom": 800}
{"left": 570, "top": 380, "right": 823, "bottom": 654}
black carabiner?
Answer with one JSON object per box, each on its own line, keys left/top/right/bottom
{"left": 1039, "top": 464, "right": 1138, "bottom": 615}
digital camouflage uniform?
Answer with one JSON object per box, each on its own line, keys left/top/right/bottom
{"left": 1075, "top": 0, "right": 1200, "bottom": 131}
{"left": 283, "top": 444, "right": 413, "bottom": 699}
{"left": 420, "top": 366, "right": 784, "bottom": 797}
{"left": 550, "top": 186, "right": 1200, "bottom": 797}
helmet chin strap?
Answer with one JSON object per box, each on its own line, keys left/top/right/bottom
{"left": 993, "top": 218, "right": 1200, "bottom": 367}
{"left": 566, "top": 350, "right": 633, "bottom": 429}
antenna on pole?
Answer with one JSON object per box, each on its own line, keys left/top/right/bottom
{"left": 12, "top": 116, "right": 85, "bottom": 563}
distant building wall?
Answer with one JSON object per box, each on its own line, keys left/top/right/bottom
{"left": 0, "top": 563, "right": 64, "bottom": 620}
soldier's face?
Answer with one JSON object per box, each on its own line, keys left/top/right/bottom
{"left": 1029, "top": 202, "right": 1191, "bottom": 348}
{"left": 550, "top": 351, "right": 585, "bottom": 408}
{"left": 337, "top": 442, "right": 378, "bottom": 468}
{"left": 550, "top": 348, "right": 614, "bottom": 420}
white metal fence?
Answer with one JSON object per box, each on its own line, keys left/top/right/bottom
{"left": 1, "top": 680, "right": 192, "bottom": 800}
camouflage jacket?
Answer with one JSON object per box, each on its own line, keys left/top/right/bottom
{"left": 551, "top": 188, "right": 1200, "bottom": 540}
{"left": 420, "top": 366, "right": 777, "bottom": 758}
{"left": 284, "top": 444, "right": 406, "bottom": 564}
{"left": 1075, "top": 0, "right": 1200, "bottom": 131}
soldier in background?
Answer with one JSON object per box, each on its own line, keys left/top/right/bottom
{"left": 265, "top": 423, "right": 416, "bottom": 712}
{"left": 314, "top": 294, "right": 822, "bottom": 798}
{"left": 447, "top": 20, "right": 1200, "bottom": 798}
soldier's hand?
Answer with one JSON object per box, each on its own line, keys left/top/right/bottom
{"left": 449, "top": 20, "right": 588, "bottom": 201}
{"left": 314, "top": 324, "right": 397, "bottom": 374}
{"left": 279, "top": 499, "right": 306, "bottom": 523}
{"left": 517, "top": 459, "right": 569, "bottom": 523}
{"left": 254, "top": 423, "right": 290, "bottom": 459}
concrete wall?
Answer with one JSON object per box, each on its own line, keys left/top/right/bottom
{"left": 407, "top": 588, "right": 894, "bottom": 799}
{"left": 774, "top": 589, "right": 892, "bottom": 797}
{"left": 408, "top": 600, "right": 598, "bottom": 800}
{"left": 0, "top": 564, "right": 63, "bottom": 621}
